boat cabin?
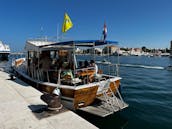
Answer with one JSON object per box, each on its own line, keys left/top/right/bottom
{"left": 13, "top": 39, "right": 128, "bottom": 116}
{"left": 25, "top": 40, "right": 118, "bottom": 86}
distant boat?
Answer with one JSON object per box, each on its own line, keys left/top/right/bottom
{"left": 165, "top": 65, "right": 172, "bottom": 71}
{"left": 97, "top": 59, "right": 111, "bottom": 65}
{"left": 0, "top": 41, "right": 10, "bottom": 61}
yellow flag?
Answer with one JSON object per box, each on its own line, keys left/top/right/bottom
{"left": 62, "top": 13, "right": 73, "bottom": 33}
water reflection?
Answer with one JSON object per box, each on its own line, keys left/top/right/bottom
{"left": 76, "top": 110, "right": 128, "bottom": 129}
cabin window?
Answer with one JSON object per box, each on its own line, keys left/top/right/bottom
{"left": 58, "top": 50, "right": 68, "bottom": 61}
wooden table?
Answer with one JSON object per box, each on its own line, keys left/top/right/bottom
{"left": 77, "top": 70, "right": 95, "bottom": 77}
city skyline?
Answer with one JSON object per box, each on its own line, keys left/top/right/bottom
{"left": 0, "top": 0, "right": 172, "bottom": 52}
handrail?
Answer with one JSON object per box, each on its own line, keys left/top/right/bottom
{"left": 75, "top": 67, "right": 95, "bottom": 71}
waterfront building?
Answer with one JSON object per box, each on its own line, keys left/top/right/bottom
{"left": 130, "top": 48, "right": 142, "bottom": 56}
{"left": 103, "top": 45, "right": 119, "bottom": 55}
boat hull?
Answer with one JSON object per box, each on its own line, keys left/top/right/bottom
{"left": 14, "top": 69, "right": 100, "bottom": 109}
{"left": 13, "top": 67, "right": 121, "bottom": 110}
{"left": 0, "top": 53, "right": 9, "bottom": 61}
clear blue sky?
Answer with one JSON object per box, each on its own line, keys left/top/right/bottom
{"left": 0, "top": 0, "right": 172, "bottom": 52}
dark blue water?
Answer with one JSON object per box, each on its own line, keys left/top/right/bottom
{"left": 1, "top": 55, "right": 172, "bottom": 129}
{"left": 76, "top": 55, "right": 172, "bottom": 129}
{"left": 119, "top": 56, "right": 172, "bottom": 129}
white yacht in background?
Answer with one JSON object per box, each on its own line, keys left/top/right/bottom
{"left": 0, "top": 41, "right": 10, "bottom": 60}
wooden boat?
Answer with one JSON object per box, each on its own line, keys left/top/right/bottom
{"left": 12, "top": 40, "right": 128, "bottom": 117}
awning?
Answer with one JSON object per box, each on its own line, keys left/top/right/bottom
{"left": 47, "top": 40, "right": 118, "bottom": 47}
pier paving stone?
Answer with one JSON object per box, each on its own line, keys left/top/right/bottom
{"left": 0, "top": 71, "right": 98, "bottom": 129}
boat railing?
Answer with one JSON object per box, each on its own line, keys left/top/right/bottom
{"left": 26, "top": 62, "right": 119, "bottom": 86}
{"left": 27, "top": 36, "right": 57, "bottom": 42}
{"left": 97, "top": 63, "right": 119, "bottom": 77}
{"left": 32, "top": 68, "right": 81, "bottom": 85}
{"left": 32, "top": 66, "right": 99, "bottom": 85}
{"left": 75, "top": 66, "right": 95, "bottom": 71}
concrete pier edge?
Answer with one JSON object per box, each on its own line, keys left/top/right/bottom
{"left": 0, "top": 71, "right": 98, "bottom": 129}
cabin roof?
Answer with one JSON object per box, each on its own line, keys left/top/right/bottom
{"left": 52, "top": 40, "right": 118, "bottom": 47}
{"left": 26, "top": 40, "right": 55, "bottom": 47}
{"left": 25, "top": 40, "right": 56, "bottom": 51}
{"left": 25, "top": 40, "right": 118, "bottom": 51}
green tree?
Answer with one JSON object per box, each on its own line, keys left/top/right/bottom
{"left": 142, "top": 46, "right": 147, "bottom": 52}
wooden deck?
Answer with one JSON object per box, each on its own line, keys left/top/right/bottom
{"left": 79, "top": 96, "right": 128, "bottom": 117}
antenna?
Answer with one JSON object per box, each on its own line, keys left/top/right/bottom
{"left": 56, "top": 23, "right": 59, "bottom": 41}
{"left": 40, "top": 26, "right": 44, "bottom": 40}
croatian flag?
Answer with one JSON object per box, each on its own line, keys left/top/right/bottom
{"left": 103, "top": 23, "right": 107, "bottom": 41}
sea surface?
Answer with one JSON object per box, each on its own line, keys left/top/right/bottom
{"left": 1, "top": 55, "right": 172, "bottom": 129}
